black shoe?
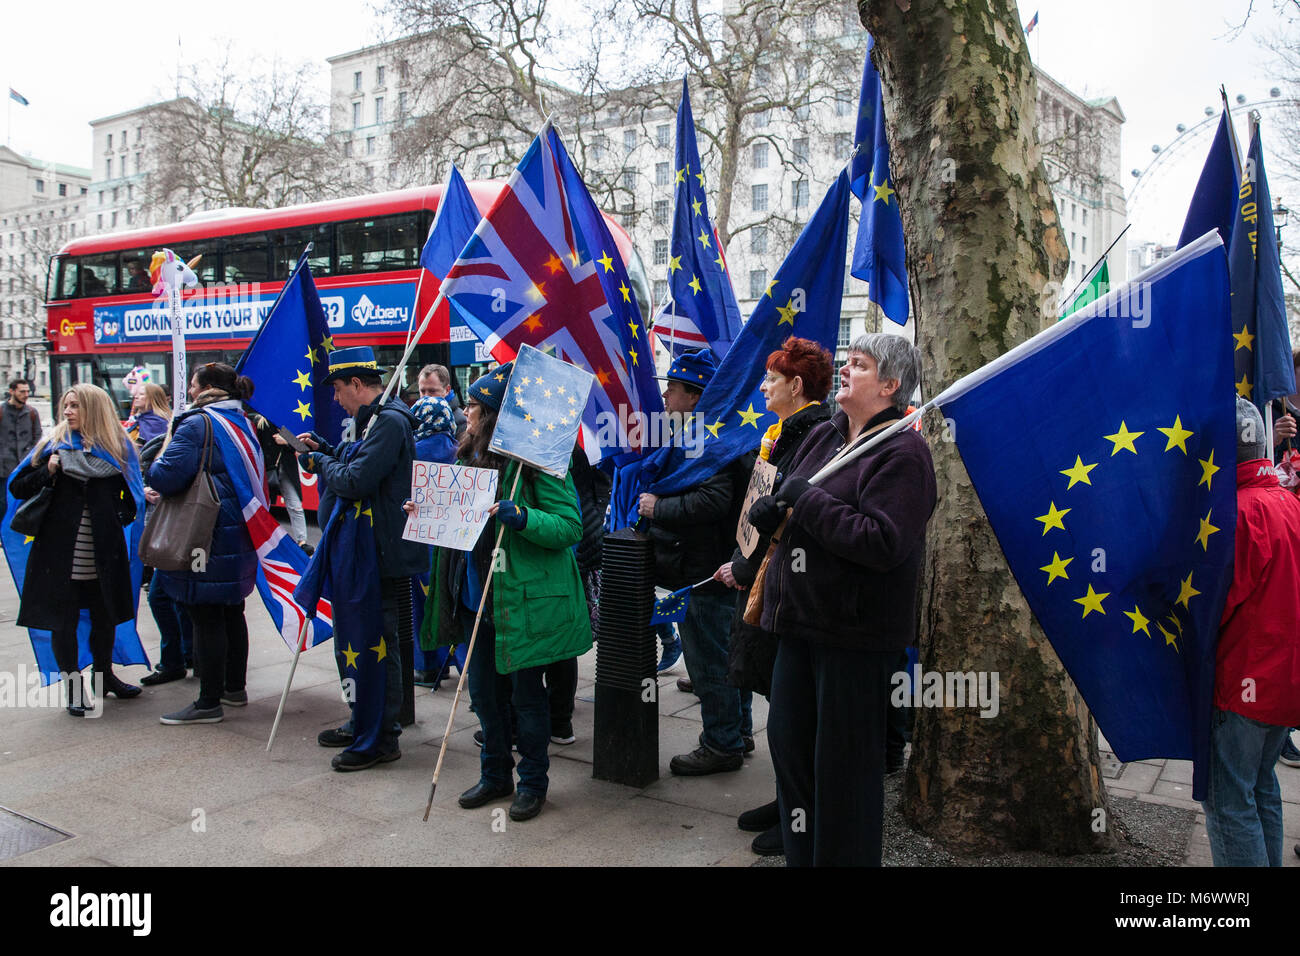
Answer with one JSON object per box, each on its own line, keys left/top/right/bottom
{"left": 751, "top": 825, "right": 784, "bottom": 856}
{"left": 140, "top": 667, "right": 186, "bottom": 687}
{"left": 64, "top": 675, "right": 88, "bottom": 716}
{"left": 318, "top": 727, "right": 354, "bottom": 747}
{"left": 458, "top": 780, "right": 514, "bottom": 809}
{"left": 550, "top": 721, "right": 575, "bottom": 745}
{"left": 508, "top": 792, "right": 545, "bottom": 821}
{"left": 102, "top": 673, "right": 141, "bottom": 699}
{"left": 743, "top": 735, "right": 755, "bottom": 754}
{"left": 738, "top": 799, "right": 780, "bottom": 832}
{"left": 413, "top": 670, "right": 438, "bottom": 688}
{"left": 676, "top": 677, "right": 694, "bottom": 694}
{"left": 299, "top": 542, "right": 315, "bottom": 556}
{"left": 670, "top": 745, "right": 743, "bottom": 776}
{"left": 331, "top": 749, "right": 399, "bottom": 772}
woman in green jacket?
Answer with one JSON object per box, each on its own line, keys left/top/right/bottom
{"left": 417, "top": 362, "right": 592, "bottom": 822}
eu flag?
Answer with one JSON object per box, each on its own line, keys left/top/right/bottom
{"left": 933, "top": 232, "right": 1236, "bottom": 800}
{"left": 643, "top": 171, "right": 849, "bottom": 500}
{"left": 490, "top": 344, "right": 595, "bottom": 479}
{"left": 649, "top": 586, "right": 691, "bottom": 625}
{"left": 1177, "top": 111, "right": 1240, "bottom": 250}
{"left": 421, "top": 164, "right": 480, "bottom": 277}
{"left": 237, "top": 249, "right": 345, "bottom": 446}
{"left": 654, "top": 77, "right": 743, "bottom": 360}
{"left": 1227, "top": 125, "right": 1296, "bottom": 411}
{"left": 850, "top": 36, "right": 909, "bottom": 326}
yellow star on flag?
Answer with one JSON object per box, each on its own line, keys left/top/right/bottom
{"left": 1035, "top": 501, "right": 1070, "bottom": 535}
{"left": 295, "top": 400, "right": 312, "bottom": 421}
{"left": 1039, "top": 551, "right": 1073, "bottom": 586}
{"left": 321, "top": 335, "right": 336, "bottom": 353}
{"left": 627, "top": 319, "right": 639, "bottom": 338}
{"left": 352, "top": 500, "right": 363, "bottom": 520}
{"left": 524, "top": 413, "right": 533, "bottom": 422}
{"left": 545, "top": 254, "right": 564, "bottom": 275}
{"left": 23, "top": 535, "right": 33, "bottom": 545}
{"left": 1235, "top": 373, "right": 1253, "bottom": 400}
{"left": 618, "top": 281, "right": 631, "bottom": 303}
{"left": 342, "top": 644, "right": 360, "bottom": 669}
{"left": 1124, "top": 605, "right": 1151, "bottom": 636}
{"left": 1074, "top": 583, "right": 1109, "bottom": 618}
{"left": 1060, "top": 456, "right": 1097, "bottom": 489}
{"left": 360, "top": 506, "right": 373, "bottom": 524}
{"left": 293, "top": 369, "right": 312, "bottom": 391}
{"left": 1194, "top": 510, "right": 1219, "bottom": 551}
{"left": 695, "top": 169, "right": 706, "bottom": 187}
{"left": 597, "top": 251, "right": 615, "bottom": 273}
{"left": 668, "top": 254, "right": 682, "bottom": 274}
{"left": 691, "top": 197, "right": 702, "bottom": 216}
{"left": 688, "top": 275, "right": 702, "bottom": 295}
{"left": 1103, "top": 421, "right": 1143, "bottom": 456}
{"left": 697, "top": 228, "right": 711, "bottom": 250}
{"left": 629, "top": 347, "right": 639, "bottom": 366}
{"left": 1155, "top": 620, "right": 1179, "bottom": 650}
{"left": 737, "top": 404, "right": 763, "bottom": 428}
{"left": 764, "top": 278, "right": 778, "bottom": 298}
{"left": 1157, "top": 415, "right": 1194, "bottom": 454}
{"left": 1233, "top": 324, "right": 1255, "bottom": 351}
{"left": 675, "top": 167, "right": 686, "bottom": 184}
{"left": 714, "top": 252, "right": 726, "bottom": 270}
{"left": 305, "top": 345, "right": 317, "bottom": 364}
{"left": 1198, "top": 450, "right": 1220, "bottom": 490}
{"left": 532, "top": 428, "right": 541, "bottom": 438}
{"left": 370, "top": 637, "right": 387, "bottom": 662}
{"left": 872, "top": 174, "right": 895, "bottom": 204}
{"left": 777, "top": 299, "right": 799, "bottom": 326}
{"left": 705, "top": 419, "right": 724, "bottom": 438}
{"left": 546, "top": 422, "right": 555, "bottom": 432}
{"left": 1176, "top": 571, "right": 1200, "bottom": 608}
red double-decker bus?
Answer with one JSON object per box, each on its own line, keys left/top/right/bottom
{"left": 44, "top": 184, "right": 650, "bottom": 414}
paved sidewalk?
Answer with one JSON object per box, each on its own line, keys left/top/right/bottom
{"left": 1, "top": 562, "right": 1297, "bottom": 866}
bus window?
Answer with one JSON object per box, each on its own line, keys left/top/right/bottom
{"left": 119, "top": 249, "right": 155, "bottom": 294}
{"left": 336, "top": 213, "right": 421, "bottom": 274}
{"left": 54, "top": 256, "right": 77, "bottom": 300}
{"left": 78, "top": 254, "right": 119, "bottom": 297}
{"left": 273, "top": 225, "right": 333, "bottom": 279}
{"left": 220, "top": 234, "right": 272, "bottom": 285}
{"left": 169, "top": 243, "right": 219, "bottom": 285}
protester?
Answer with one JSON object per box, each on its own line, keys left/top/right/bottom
{"left": 411, "top": 393, "right": 459, "bottom": 464}
{"left": 639, "top": 348, "right": 752, "bottom": 775}
{"left": 1200, "top": 398, "right": 1300, "bottom": 866}
{"left": 147, "top": 363, "right": 259, "bottom": 725}
{"left": 714, "top": 336, "right": 833, "bottom": 855}
{"left": 417, "top": 362, "right": 592, "bottom": 820}
{"left": 12, "top": 384, "right": 141, "bottom": 715}
{"left": 419, "top": 363, "right": 467, "bottom": 438}
{"left": 0, "top": 378, "right": 42, "bottom": 486}
{"left": 250, "top": 412, "right": 312, "bottom": 554}
{"left": 300, "top": 347, "right": 426, "bottom": 771}
{"left": 125, "top": 384, "right": 172, "bottom": 447}
{"left": 748, "top": 333, "right": 936, "bottom": 866}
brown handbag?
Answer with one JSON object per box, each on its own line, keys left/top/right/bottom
{"left": 139, "top": 413, "right": 221, "bottom": 571}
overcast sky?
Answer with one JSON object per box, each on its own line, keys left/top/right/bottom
{"left": 2, "top": 0, "right": 1296, "bottom": 245}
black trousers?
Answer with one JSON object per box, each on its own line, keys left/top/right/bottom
{"left": 183, "top": 601, "right": 249, "bottom": 709}
{"left": 546, "top": 657, "right": 579, "bottom": 728}
{"left": 768, "top": 634, "right": 896, "bottom": 867}
{"left": 50, "top": 579, "right": 116, "bottom": 677}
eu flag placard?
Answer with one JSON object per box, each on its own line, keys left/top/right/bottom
{"left": 932, "top": 231, "right": 1235, "bottom": 801}
{"left": 649, "top": 586, "right": 691, "bottom": 625}
{"left": 490, "top": 344, "right": 595, "bottom": 479}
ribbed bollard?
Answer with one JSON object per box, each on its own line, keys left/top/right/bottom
{"left": 592, "top": 527, "right": 658, "bottom": 787}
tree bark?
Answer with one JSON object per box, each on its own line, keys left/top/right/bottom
{"left": 861, "top": 0, "right": 1115, "bottom": 854}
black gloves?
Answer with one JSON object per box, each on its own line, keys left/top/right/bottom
{"left": 777, "top": 476, "right": 812, "bottom": 509}
{"left": 747, "top": 494, "right": 783, "bottom": 536}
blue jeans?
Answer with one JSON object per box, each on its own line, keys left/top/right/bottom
{"left": 464, "top": 614, "right": 550, "bottom": 796}
{"left": 1201, "top": 708, "right": 1289, "bottom": 866}
{"left": 149, "top": 583, "right": 193, "bottom": 671}
{"left": 678, "top": 589, "right": 752, "bottom": 754}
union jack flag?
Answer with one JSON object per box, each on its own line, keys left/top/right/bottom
{"left": 440, "top": 122, "right": 662, "bottom": 462}
{"left": 205, "top": 405, "right": 333, "bottom": 651}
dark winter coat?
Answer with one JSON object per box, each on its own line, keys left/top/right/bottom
{"left": 759, "top": 407, "right": 936, "bottom": 652}
{"left": 646, "top": 454, "right": 749, "bottom": 594}
{"left": 147, "top": 402, "right": 258, "bottom": 606}
{"left": 12, "top": 449, "right": 137, "bottom": 629}
{"left": 315, "top": 396, "right": 427, "bottom": 580}
{"left": 254, "top": 416, "right": 302, "bottom": 499}
{"left": 0, "top": 401, "right": 41, "bottom": 478}
{"left": 571, "top": 453, "right": 612, "bottom": 574}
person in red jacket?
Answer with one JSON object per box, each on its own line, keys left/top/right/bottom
{"left": 1202, "top": 397, "right": 1300, "bottom": 867}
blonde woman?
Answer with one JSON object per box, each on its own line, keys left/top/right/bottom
{"left": 11, "top": 384, "right": 145, "bottom": 715}
{"left": 126, "top": 383, "right": 172, "bottom": 446}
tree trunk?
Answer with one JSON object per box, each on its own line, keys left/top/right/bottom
{"left": 861, "top": 0, "right": 1115, "bottom": 854}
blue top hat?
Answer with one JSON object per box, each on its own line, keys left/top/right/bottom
{"left": 321, "top": 346, "right": 387, "bottom": 385}
{"left": 655, "top": 348, "right": 717, "bottom": 390}
{"left": 467, "top": 361, "right": 514, "bottom": 411}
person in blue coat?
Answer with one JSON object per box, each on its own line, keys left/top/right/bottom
{"left": 411, "top": 394, "right": 458, "bottom": 465}
{"left": 146, "top": 363, "right": 260, "bottom": 725}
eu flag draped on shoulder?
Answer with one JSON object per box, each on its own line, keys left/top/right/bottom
{"left": 931, "top": 231, "right": 1236, "bottom": 800}
{"left": 439, "top": 121, "right": 662, "bottom": 464}
{"left": 1177, "top": 111, "right": 1241, "bottom": 250}
{"left": 652, "top": 77, "right": 743, "bottom": 360}
{"left": 850, "top": 36, "right": 909, "bottom": 326}
{"left": 631, "top": 170, "right": 850, "bottom": 505}
{"left": 1227, "top": 123, "right": 1296, "bottom": 412}
{"left": 238, "top": 248, "right": 345, "bottom": 447}
{"left": 2, "top": 435, "right": 149, "bottom": 681}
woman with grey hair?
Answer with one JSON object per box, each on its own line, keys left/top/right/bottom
{"left": 746, "top": 332, "right": 937, "bottom": 865}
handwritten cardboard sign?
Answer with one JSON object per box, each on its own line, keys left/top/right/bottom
{"left": 735, "top": 458, "right": 778, "bottom": 557}
{"left": 402, "top": 461, "right": 499, "bottom": 552}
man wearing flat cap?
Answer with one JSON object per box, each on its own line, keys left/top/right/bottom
{"left": 297, "top": 347, "right": 428, "bottom": 771}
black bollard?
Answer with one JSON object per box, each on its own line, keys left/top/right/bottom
{"left": 398, "top": 577, "right": 415, "bottom": 727}
{"left": 592, "top": 528, "right": 658, "bottom": 787}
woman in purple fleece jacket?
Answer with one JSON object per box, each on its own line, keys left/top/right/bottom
{"left": 747, "top": 333, "right": 937, "bottom": 867}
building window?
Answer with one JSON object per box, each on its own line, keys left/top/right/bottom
{"left": 794, "top": 137, "right": 810, "bottom": 165}
{"left": 653, "top": 199, "right": 670, "bottom": 226}
{"left": 794, "top": 100, "right": 810, "bottom": 121}
{"left": 752, "top": 142, "right": 769, "bottom": 169}
{"left": 656, "top": 124, "right": 670, "bottom": 148}
{"left": 749, "top": 269, "right": 767, "bottom": 299}
{"left": 127, "top": 184, "right": 134, "bottom": 200}
{"left": 592, "top": 135, "right": 607, "bottom": 161}
{"left": 377, "top": 65, "right": 386, "bottom": 86}
{"left": 134, "top": 152, "right": 142, "bottom": 173}
{"left": 398, "top": 91, "right": 407, "bottom": 120}
{"left": 107, "top": 134, "right": 113, "bottom": 150}
{"left": 34, "top": 179, "right": 44, "bottom": 193}
{"left": 834, "top": 132, "right": 851, "bottom": 160}
{"left": 353, "top": 71, "right": 362, "bottom": 92}
{"left": 656, "top": 162, "right": 670, "bottom": 186}
{"left": 366, "top": 136, "right": 376, "bottom": 155}
{"left": 755, "top": 109, "right": 771, "bottom": 128}
{"left": 375, "top": 97, "right": 385, "bottom": 125}
{"left": 653, "top": 239, "right": 668, "bottom": 266}
{"left": 343, "top": 139, "right": 353, "bottom": 158}
{"left": 793, "top": 180, "right": 809, "bottom": 209}
{"left": 1081, "top": 208, "right": 1088, "bottom": 226}
{"left": 136, "top": 126, "right": 143, "bottom": 142}
{"left": 752, "top": 183, "right": 768, "bottom": 211}
{"left": 750, "top": 225, "right": 767, "bottom": 254}
{"left": 98, "top": 190, "right": 104, "bottom": 204}
{"left": 105, "top": 159, "right": 112, "bottom": 179}
{"left": 1081, "top": 236, "right": 1087, "bottom": 255}
{"left": 119, "top": 157, "right": 126, "bottom": 177}
{"left": 110, "top": 211, "right": 117, "bottom": 227}
{"left": 621, "top": 168, "right": 636, "bottom": 191}
{"left": 653, "top": 279, "right": 668, "bottom": 303}
{"left": 112, "top": 187, "right": 119, "bottom": 202}
{"left": 838, "top": 315, "right": 852, "bottom": 347}
{"left": 97, "top": 214, "right": 103, "bottom": 229}
{"left": 352, "top": 102, "right": 361, "bottom": 128}
{"left": 835, "top": 90, "right": 853, "bottom": 117}
{"left": 57, "top": 183, "right": 66, "bottom": 197}
{"left": 624, "top": 129, "right": 636, "bottom": 152}
{"left": 755, "top": 64, "right": 771, "bottom": 87}
{"left": 126, "top": 208, "right": 133, "bottom": 224}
